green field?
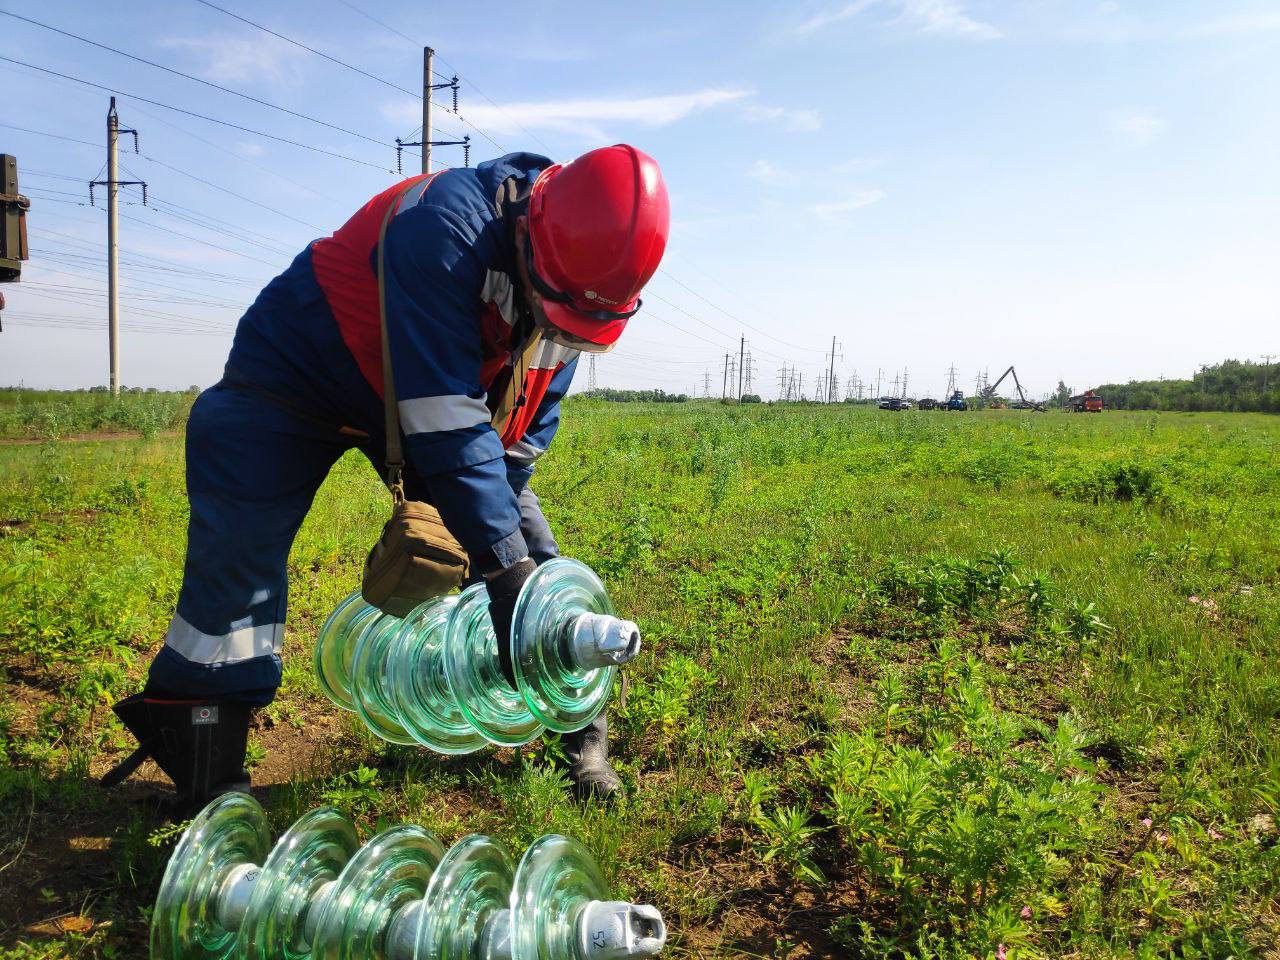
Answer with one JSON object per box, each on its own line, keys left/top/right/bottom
{"left": 1, "top": 399, "right": 1278, "bottom": 958}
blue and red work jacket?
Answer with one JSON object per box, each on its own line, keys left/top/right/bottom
{"left": 224, "top": 153, "right": 576, "bottom": 569}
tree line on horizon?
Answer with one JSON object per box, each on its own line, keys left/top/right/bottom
{"left": 1089, "top": 358, "right": 1279, "bottom": 413}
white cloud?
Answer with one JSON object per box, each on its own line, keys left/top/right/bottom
{"left": 832, "top": 155, "right": 883, "bottom": 174}
{"left": 1098, "top": 1, "right": 1120, "bottom": 14}
{"left": 163, "top": 33, "right": 307, "bottom": 87}
{"left": 893, "top": 0, "right": 1002, "bottom": 39}
{"left": 234, "top": 141, "right": 265, "bottom": 158}
{"left": 742, "top": 104, "right": 822, "bottom": 132}
{"left": 812, "top": 189, "right": 886, "bottom": 219}
{"left": 796, "top": 0, "right": 879, "bottom": 34}
{"left": 746, "top": 159, "right": 795, "bottom": 184}
{"left": 1109, "top": 111, "right": 1165, "bottom": 145}
{"left": 1189, "top": 12, "right": 1280, "bottom": 36}
{"left": 388, "top": 88, "right": 749, "bottom": 141}
{"left": 796, "top": 0, "right": 1001, "bottom": 40}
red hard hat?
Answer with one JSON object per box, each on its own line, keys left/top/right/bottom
{"left": 527, "top": 144, "right": 670, "bottom": 345}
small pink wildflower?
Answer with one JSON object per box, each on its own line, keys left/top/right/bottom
{"left": 1209, "top": 827, "right": 1224, "bottom": 841}
{"left": 1156, "top": 831, "right": 1170, "bottom": 844}
{"left": 1020, "top": 905, "right": 1033, "bottom": 919}
{"left": 1141, "top": 817, "right": 1153, "bottom": 829}
{"left": 997, "top": 945, "right": 1008, "bottom": 960}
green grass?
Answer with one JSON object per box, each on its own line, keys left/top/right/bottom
{"left": 0, "top": 388, "right": 197, "bottom": 440}
{"left": 1, "top": 401, "right": 1278, "bottom": 958}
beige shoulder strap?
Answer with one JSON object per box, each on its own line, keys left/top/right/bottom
{"left": 376, "top": 173, "right": 536, "bottom": 495}
{"left": 376, "top": 175, "right": 436, "bottom": 501}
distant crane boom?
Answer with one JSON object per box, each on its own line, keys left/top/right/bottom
{"left": 985, "top": 365, "right": 1045, "bottom": 411}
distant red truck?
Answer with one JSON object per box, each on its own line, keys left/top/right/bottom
{"left": 1069, "top": 390, "right": 1104, "bottom": 413}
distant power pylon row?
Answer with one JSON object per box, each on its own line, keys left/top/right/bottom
{"left": 720, "top": 339, "right": 758, "bottom": 399}
{"left": 776, "top": 363, "right": 805, "bottom": 401}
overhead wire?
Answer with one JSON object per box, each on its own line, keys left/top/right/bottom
{"left": 0, "top": 55, "right": 395, "bottom": 171}
{"left": 190, "top": 0, "right": 420, "bottom": 98}
{"left": 0, "top": 11, "right": 396, "bottom": 149}
{"left": 8, "top": 11, "right": 815, "bottom": 385}
{"left": 330, "top": 0, "right": 523, "bottom": 154}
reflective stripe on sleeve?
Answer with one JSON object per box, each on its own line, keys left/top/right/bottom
{"left": 398, "top": 394, "right": 492, "bottom": 435}
{"left": 504, "top": 440, "right": 545, "bottom": 465}
{"left": 164, "top": 613, "right": 283, "bottom": 665}
{"left": 505, "top": 438, "right": 547, "bottom": 465}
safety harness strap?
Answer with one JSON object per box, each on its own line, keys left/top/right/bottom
{"left": 377, "top": 173, "right": 438, "bottom": 501}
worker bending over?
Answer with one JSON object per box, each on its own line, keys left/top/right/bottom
{"left": 103, "top": 145, "right": 670, "bottom": 809}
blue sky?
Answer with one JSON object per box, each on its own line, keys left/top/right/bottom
{"left": 2, "top": 0, "right": 1277, "bottom": 398}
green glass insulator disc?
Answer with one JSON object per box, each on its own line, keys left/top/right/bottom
{"left": 387, "top": 597, "right": 487, "bottom": 755}
{"left": 510, "top": 834, "right": 608, "bottom": 960}
{"left": 512, "top": 558, "right": 618, "bottom": 733}
{"left": 309, "top": 824, "right": 445, "bottom": 960}
{"left": 413, "top": 834, "right": 514, "bottom": 960}
{"left": 351, "top": 613, "right": 417, "bottom": 745}
{"left": 315, "top": 591, "right": 382, "bottom": 711}
{"left": 236, "top": 807, "right": 360, "bottom": 960}
{"left": 443, "top": 584, "right": 544, "bottom": 747}
{"left": 150, "top": 792, "right": 271, "bottom": 960}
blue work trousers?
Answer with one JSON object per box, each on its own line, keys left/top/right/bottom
{"left": 147, "top": 384, "right": 556, "bottom": 704}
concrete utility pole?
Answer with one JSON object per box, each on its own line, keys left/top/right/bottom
{"left": 587, "top": 354, "right": 597, "bottom": 390}
{"left": 89, "top": 98, "right": 143, "bottom": 397}
{"left": 1263, "top": 354, "right": 1277, "bottom": 392}
{"left": 107, "top": 100, "right": 120, "bottom": 396}
{"left": 422, "top": 47, "right": 434, "bottom": 174}
{"left": 737, "top": 335, "right": 745, "bottom": 400}
{"left": 722, "top": 353, "right": 730, "bottom": 399}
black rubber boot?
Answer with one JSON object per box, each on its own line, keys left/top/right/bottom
{"left": 562, "top": 713, "right": 624, "bottom": 801}
{"left": 102, "top": 693, "right": 252, "bottom": 815}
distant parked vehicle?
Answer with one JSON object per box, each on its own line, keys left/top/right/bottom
{"left": 1069, "top": 390, "right": 1104, "bottom": 413}
{"left": 878, "top": 397, "right": 911, "bottom": 411}
{"left": 918, "top": 397, "right": 937, "bottom": 410}
{"left": 945, "top": 390, "right": 967, "bottom": 411}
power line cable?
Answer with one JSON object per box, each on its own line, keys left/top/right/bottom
{"left": 137, "top": 153, "right": 328, "bottom": 230}
{"left": 0, "top": 11, "right": 395, "bottom": 149}
{"left": 118, "top": 212, "right": 282, "bottom": 266}
{"left": 191, "top": 0, "right": 420, "bottom": 98}
{"left": 123, "top": 101, "right": 348, "bottom": 207}
{"left": 0, "top": 120, "right": 97, "bottom": 149}
{"left": 320, "top": 0, "right": 515, "bottom": 154}
{"left": 0, "top": 55, "right": 394, "bottom": 171}
{"left": 657, "top": 267, "right": 826, "bottom": 354}
{"left": 331, "top": 0, "right": 418, "bottom": 48}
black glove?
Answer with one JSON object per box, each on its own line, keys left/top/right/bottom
{"left": 485, "top": 557, "right": 537, "bottom": 687}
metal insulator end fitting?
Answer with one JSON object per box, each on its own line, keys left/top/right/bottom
{"left": 577, "top": 901, "right": 668, "bottom": 959}
{"left": 568, "top": 613, "right": 642, "bottom": 670}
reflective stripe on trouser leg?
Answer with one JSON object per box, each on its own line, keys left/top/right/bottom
{"left": 148, "top": 385, "right": 349, "bottom": 704}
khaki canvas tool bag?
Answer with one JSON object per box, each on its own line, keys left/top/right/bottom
{"left": 362, "top": 175, "right": 470, "bottom": 616}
